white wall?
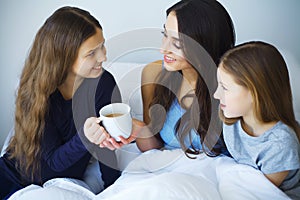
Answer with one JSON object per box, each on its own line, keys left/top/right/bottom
{"left": 1, "top": 0, "right": 299, "bottom": 147}
{"left": 0, "top": 0, "right": 178, "bottom": 147}
{"left": 219, "top": 0, "right": 300, "bottom": 123}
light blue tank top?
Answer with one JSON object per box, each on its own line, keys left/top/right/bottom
{"left": 159, "top": 99, "right": 202, "bottom": 150}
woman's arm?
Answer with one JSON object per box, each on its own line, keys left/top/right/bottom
{"left": 265, "top": 170, "right": 289, "bottom": 187}
{"left": 142, "top": 60, "right": 162, "bottom": 124}
{"left": 135, "top": 60, "right": 164, "bottom": 152}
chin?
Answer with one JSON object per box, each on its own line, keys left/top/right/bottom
{"left": 163, "top": 64, "right": 176, "bottom": 71}
{"left": 224, "top": 112, "right": 240, "bottom": 119}
{"left": 223, "top": 112, "right": 234, "bottom": 119}
{"left": 90, "top": 69, "right": 103, "bottom": 78}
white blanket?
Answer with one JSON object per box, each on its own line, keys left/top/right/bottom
{"left": 8, "top": 178, "right": 95, "bottom": 200}
{"left": 97, "top": 149, "right": 290, "bottom": 200}
{"left": 9, "top": 149, "right": 291, "bottom": 200}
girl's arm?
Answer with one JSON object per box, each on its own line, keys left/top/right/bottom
{"left": 135, "top": 60, "right": 164, "bottom": 152}
{"left": 265, "top": 170, "right": 289, "bottom": 187}
{"left": 42, "top": 121, "right": 90, "bottom": 172}
{"left": 42, "top": 71, "right": 120, "bottom": 171}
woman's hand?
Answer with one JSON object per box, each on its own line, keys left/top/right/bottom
{"left": 84, "top": 117, "right": 110, "bottom": 145}
{"left": 99, "top": 118, "right": 146, "bottom": 150}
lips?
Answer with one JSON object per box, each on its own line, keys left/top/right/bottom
{"left": 220, "top": 103, "right": 226, "bottom": 109}
{"left": 164, "top": 55, "right": 176, "bottom": 63}
{"left": 92, "top": 64, "right": 102, "bottom": 71}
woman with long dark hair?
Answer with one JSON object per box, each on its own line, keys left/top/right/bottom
{"left": 97, "top": 0, "right": 235, "bottom": 157}
{"left": 136, "top": 0, "right": 235, "bottom": 156}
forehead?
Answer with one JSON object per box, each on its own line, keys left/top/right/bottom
{"left": 217, "top": 66, "right": 236, "bottom": 84}
{"left": 79, "top": 28, "right": 104, "bottom": 53}
{"left": 165, "top": 11, "right": 178, "bottom": 33}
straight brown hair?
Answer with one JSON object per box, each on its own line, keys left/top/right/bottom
{"left": 219, "top": 41, "right": 300, "bottom": 140}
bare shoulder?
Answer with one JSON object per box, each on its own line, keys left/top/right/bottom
{"left": 142, "top": 60, "right": 163, "bottom": 84}
{"left": 141, "top": 60, "right": 162, "bottom": 124}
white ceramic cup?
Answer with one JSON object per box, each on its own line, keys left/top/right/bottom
{"left": 99, "top": 103, "right": 132, "bottom": 141}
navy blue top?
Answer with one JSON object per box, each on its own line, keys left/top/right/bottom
{"left": 1, "top": 70, "right": 121, "bottom": 188}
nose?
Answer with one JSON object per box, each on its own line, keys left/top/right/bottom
{"left": 97, "top": 47, "right": 107, "bottom": 63}
{"left": 160, "top": 37, "right": 171, "bottom": 54}
{"left": 213, "top": 86, "right": 220, "bottom": 100}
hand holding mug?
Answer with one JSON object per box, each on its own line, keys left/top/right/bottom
{"left": 98, "top": 103, "right": 132, "bottom": 142}
{"left": 84, "top": 117, "right": 110, "bottom": 145}
{"left": 100, "top": 118, "right": 146, "bottom": 150}
{"left": 85, "top": 103, "right": 142, "bottom": 150}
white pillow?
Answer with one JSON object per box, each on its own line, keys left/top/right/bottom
{"left": 96, "top": 172, "right": 222, "bottom": 200}
{"left": 8, "top": 178, "right": 95, "bottom": 200}
{"left": 123, "top": 148, "right": 184, "bottom": 173}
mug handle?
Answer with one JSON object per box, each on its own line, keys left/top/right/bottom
{"left": 97, "top": 116, "right": 104, "bottom": 123}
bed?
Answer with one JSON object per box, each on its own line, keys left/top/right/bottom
{"left": 8, "top": 146, "right": 291, "bottom": 200}
{"left": 6, "top": 60, "right": 300, "bottom": 200}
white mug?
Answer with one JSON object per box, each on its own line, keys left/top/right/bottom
{"left": 99, "top": 103, "right": 132, "bottom": 141}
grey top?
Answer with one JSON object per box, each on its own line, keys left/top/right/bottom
{"left": 223, "top": 120, "right": 300, "bottom": 197}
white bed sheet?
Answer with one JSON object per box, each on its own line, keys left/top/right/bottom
{"left": 9, "top": 145, "right": 291, "bottom": 200}
{"left": 97, "top": 148, "right": 290, "bottom": 200}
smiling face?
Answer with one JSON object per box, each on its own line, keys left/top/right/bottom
{"left": 160, "top": 11, "right": 192, "bottom": 72}
{"left": 71, "top": 28, "right": 106, "bottom": 79}
{"left": 214, "top": 65, "right": 254, "bottom": 119}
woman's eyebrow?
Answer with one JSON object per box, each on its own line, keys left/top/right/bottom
{"left": 220, "top": 81, "right": 228, "bottom": 87}
{"left": 163, "top": 24, "right": 180, "bottom": 41}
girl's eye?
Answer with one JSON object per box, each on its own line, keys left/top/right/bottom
{"left": 221, "top": 85, "right": 228, "bottom": 91}
{"left": 87, "top": 51, "right": 95, "bottom": 57}
{"left": 161, "top": 31, "right": 167, "bottom": 38}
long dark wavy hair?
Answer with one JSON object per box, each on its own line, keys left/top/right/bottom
{"left": 6, "top": 6, "right": 102, "bottom": 182}
{"left": 149, "top": 0, "right": 235, "bottom": 156}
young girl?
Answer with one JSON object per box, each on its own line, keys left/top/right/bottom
{"left": 214, "top": 41, "right": 300, "bottom": 199}
{"left": 0, "top": 6, "right": 121, "bottom": 199}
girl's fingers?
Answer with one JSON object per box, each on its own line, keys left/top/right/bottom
{"left": 84, "top": 117, "right": 96, "bottom": 130}
{"left": 108, "top": 138, "right": 123, "bottom": 149}
{"left": 94, "top": 127, "right": 107, "bottom": 144}
{"left": 102, "top": 140, "right": 115, "bottom": 150}
{"left": 89, "top": 122, "right": 102, "bottom": 135}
